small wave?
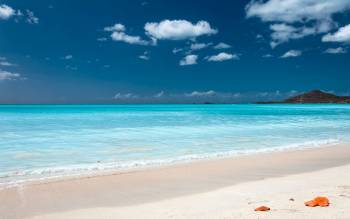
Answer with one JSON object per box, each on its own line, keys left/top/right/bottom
{"left": 0, "top": 138, "right": 340, "bottom": 189}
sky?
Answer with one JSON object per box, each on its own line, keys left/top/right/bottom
{"left": 0, "top": 0, "right": 350, "bottom": 104}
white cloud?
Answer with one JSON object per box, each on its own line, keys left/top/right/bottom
{"left": 105, "top": 23, "right": 150, "bottom": 46}
{"left": 139, "top": 55, "right": 149, "bottom": 60}
{"left": 0, "top": 57, "right": 16, "bottom": 66}
{"left": 179, "top": 54, "right": 198, "bottom": 66}
{"left": 270, "top": 21, "right": 334, "bottom": 47}
{"left": 104, "top": 23, "right": 126, "bottom": 32}
{"left": 246, "top": 0, "right": 350, "bottom": 23}
{"left": 0, "top": 69, "right": 20, "bottom": 80}
{"left": 26, "top": 10, "right": 39, "bottom": 24}
{"left": 111, "top": 31, "right": 149, "bottom": 45}
{"left": 281, "top": 50, "right": 302, "bottom": 58}
{"left": 322, "top": 24, "right": 350, "bottom": 43}
{"left": 113, "top": 93, "right": 138, "bottom": 99}
{"left": 246, "top": 0, "right": 350, "bottom": 47}
{"left": 0, "top": 61, "right": 16, "bottom": 66}
{"left": 144, "top": 19, "right": 217, "bottom": 40}
{"left": 206, "top": 52, "right": 238, "bottom": 62}
{"left": 63, "top": 55, "right": 73, "bottom": 60}
{"left": 190, "top": 42, "right": 212, "bottom": 51}
{"left": 185, "top": 90, "right": 216, "bottom": 97}
{"left": 0, "top": 5, "right": 39, "bottom": 24}
{"left": 139, "top": 51, "right": 150, "bottom": 60}
{"left": 213, "top": 42, "right": 231, "bottom": 49}
{"left": 0, "top": 4, "right": 15, "bottom": 20}
{"left": 324, "top": 47, "right": 347, "bottom": 54}
{"left": 105, "top": 20, "right": 216, "bottom": 46}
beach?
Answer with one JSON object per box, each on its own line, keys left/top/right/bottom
{"left": 2, "top": 0, "right": 350, "bottom": 218}
{"left": 1, "top": 144, "right": 350, "bottom": 219}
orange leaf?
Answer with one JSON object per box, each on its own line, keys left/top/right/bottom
{"left": 255, "top": 206, "right": 270, "bottom": 211}
{"left": 305, "top": 196, "right": 330, "bottom": 207}
{"left": 305, "top": 200, "right": 318, "bottom": 207}
{"left": 314, "top": 197, "right": 329, "bottom": 207}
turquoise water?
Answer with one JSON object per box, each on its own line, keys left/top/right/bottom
{"left": 1, "top": 104, "right": 350, "bottom": 186}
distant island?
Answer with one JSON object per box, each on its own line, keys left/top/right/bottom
{"left": 258, "top": 90, "right": 350, "bottom": 104}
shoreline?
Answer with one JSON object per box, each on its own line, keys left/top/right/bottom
{"left": 0, "top": 139, "right": 341, "bottom": 189}
{"left": 1, "top": 144, "right": 350, "bottom": 219}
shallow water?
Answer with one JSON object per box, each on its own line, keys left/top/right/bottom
{"left": 1, "top": 104, "right": 350, "bottom": 185}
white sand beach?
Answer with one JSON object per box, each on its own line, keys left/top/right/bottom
{"left": 1, "top": 144, "right": 350, "bottom": 219}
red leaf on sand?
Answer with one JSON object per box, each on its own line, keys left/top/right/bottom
{"left": 305, "top": 196, "right": 330, "bottom": 207}
{"left": 255, "top": 206, "right": 270, "bottom": 211}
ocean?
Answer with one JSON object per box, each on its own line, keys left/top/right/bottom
{"left": 1, "top": 104, "right": 350, "bottom": 186}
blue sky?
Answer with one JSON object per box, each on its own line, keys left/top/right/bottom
{"left": 0, "top": 0, "right": 350, "bottom": 103}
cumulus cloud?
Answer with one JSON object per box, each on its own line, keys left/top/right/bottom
{"left": 281, "top": 50, "right": 302, "bottom": 58}
{"left": 190, "top": 42, "right": 212, "bottom": 51}
{"left": 104, "top": 23, "right": 126, "bottom": 32}
{"left": 0, "top": 69, "right": 20, "bottom": 80}
{"left": 185, "top": 90, "right": 216, "bottom": 97}
{"left": 0, "top": 5, "right": 39, "bottom": 24}
{"left": 324, "top": 47, "right": 347, "bottom": 54}
{"left": 111, "top": 31, "right": 149, "bottom": 45}
{"left": 206, "top": 52, "right": 239, "bottom": 62}
{"left": 246, "top": 0, "right": 350, "bottom": 47}
{"left": 179, "top": 54, "right": 198, "bottom": 66}
{"left": 0, "top": 4, "right": 15, "bottom": 20}
{"left": 246, "top": 0, "right": 350, "bottom": 23}
{"left": 213, "top": 42, "right": 231, "bottom": 49}
{"left": 322, "top": 24, "right": 350, "bottom": 43}
{"left": 105, "top": 23, "right": 150, "bottom": 45}
{"left": 270, "top": 21, "right": 334, "bottom": 47}
{"left": 104, "top": 20, "right": 217, "bottom": 47}
{"left": 144, "top": 19, "right": 217, "bottom": 41}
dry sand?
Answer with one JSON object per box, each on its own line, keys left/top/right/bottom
{"left": 1, "top": 144, "right": 350, "bottom": 219}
